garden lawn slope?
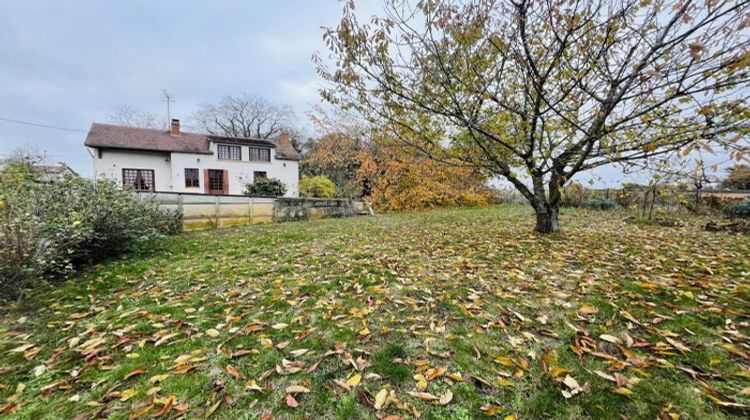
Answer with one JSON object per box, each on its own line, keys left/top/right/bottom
{"left": 1, "top": 205, "right": 749, "bottom": 419}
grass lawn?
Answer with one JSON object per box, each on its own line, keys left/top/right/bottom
{"left": 1, "top": 205, "right": 749, "bottom": 419}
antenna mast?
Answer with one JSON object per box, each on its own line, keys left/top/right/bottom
{"left": 161, "top": 89, "right": 175, "bottom": 127}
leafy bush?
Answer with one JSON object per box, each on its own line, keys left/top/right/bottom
{"left": 243, "top": 177, "right": 287, "bottom": 197}
{"left": 299, "top": 175, "right": 337, "bottom": 198}
{"left": 728, "top": 200, "right": 750, "bottom": 218}
{"left": 0, "top": 167, "right": 180, "bottom": 301}
{"left": 585, "top": 198, "right": 619, "bottom": 211}
{"left": 560, "top": 182, "right": 586, "bottom": 207}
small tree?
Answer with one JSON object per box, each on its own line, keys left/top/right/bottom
{"left": 722, "top": 164, "right": 750, "bottom": 190}
{"left": 300, "top": 176, "right": 337, "bottom": 198}
{"left": 244, "top": 177, "right": 287, "bottom": 197}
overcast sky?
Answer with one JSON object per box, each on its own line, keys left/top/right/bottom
{"left": 1, "top": 1, "right": 379, "bottom": 176}
{"left": 0, "top": 0, "right": 733, "bottom": 185}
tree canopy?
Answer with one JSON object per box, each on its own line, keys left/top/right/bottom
{"left": 317, "top": 0, "right": 750, "bottom": 232}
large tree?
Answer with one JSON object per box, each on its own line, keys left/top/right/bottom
{"left": 317, "top": 0, "right": 750, "bottom": 232}
{"left": 105, "top": 105, "right": 161, "bottom": 129}
{"left": 192, "top": 93, "right": 306, "bottom": 150}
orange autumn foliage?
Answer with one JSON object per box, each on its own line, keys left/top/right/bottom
{"left": 357, "top": 145, "right": 493, "bottom": 212}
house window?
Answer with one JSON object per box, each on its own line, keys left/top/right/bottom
{"left": 185, "top": 168, "right": 199, "bottom": 188}
{"left": 218, "top": 144, "right": 241, "bottom": 160}
{"left": 208, "top": 169, "right": 225, "bottom": 194}
{"left": 122, "top": 169, "right": 154, "bottom": 191}
{"left": 253, "top": 171, "right": 267, "bottom": 180}
{"left": 248, "top": 147, "right": 271, "bottom": 162}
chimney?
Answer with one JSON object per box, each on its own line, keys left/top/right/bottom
{"left": 279, "top": 131, "right": 290, "bottom": 146}
{"left": 170, "top": 119, "right": 180, "bottom": 137}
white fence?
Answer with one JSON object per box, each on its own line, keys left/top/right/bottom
{"left": 136, "top": 192, "right": 366, "bottom": 231}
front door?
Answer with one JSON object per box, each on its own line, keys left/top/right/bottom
{"left": 207, "top": 169, "right": 227, "bottom": 195}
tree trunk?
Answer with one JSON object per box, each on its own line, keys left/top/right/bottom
{"left": 534, "top": 204, "right": 560, "bottom": 233}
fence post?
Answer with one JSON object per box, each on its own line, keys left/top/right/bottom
{"left": 215, "top": 196, "right": 220, "bottom": 228}
{"left": 248, "top": 198, "right": 253, "bottom": 224}
{"left": 177, "top": 194, "right": 184, "bottom": 215}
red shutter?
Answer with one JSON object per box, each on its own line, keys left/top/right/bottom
{"left": 222, "top": 170, "right": 229, "bottom": 195}
{"left": 203, "top": 169, "right": 209, "bottom": 194}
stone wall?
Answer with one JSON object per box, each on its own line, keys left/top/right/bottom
{"left": 273, "top": 198, "right": 364, "bottom": 222}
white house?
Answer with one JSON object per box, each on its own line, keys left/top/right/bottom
{"left": 84, "top": 119, "right": 300, "bottom": 196}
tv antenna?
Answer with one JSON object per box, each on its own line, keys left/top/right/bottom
{"left": 161, "top": 89, "right": 175, "bottom": 126}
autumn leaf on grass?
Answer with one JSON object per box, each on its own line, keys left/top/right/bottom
{"left": 285, "top": 385, "right": 311, "bottom": 394}
{"left": 599, "top": 334, "right": 621, "bottom": 345}
{"left": 149, "top": 374, "right": 170, "bottom": 384}
{"left": 119, "top": 388, "right": 137, "bottom": 402}
{"left": 580, "top": 304, "right": 599, "bottom": 315}
{"left": 414, "top": 373, "right": 428, "bottom": 391}
{"left": 206, "top": 329, "right": 220, "bottom": 338}
{"left": 276, "top": 359, "right": 305, "bottom": 375}
{"left": 425, "top": 366, "right": 447, "bottom": 380}
{"left": 245, "top": 379, "right": 263, "bottom": 392}
{"left": 151, "top": 395, "right": 176, "bottom": 417}
{"left": 498, "top": 378, "right": 514, "bottom": 387}
{"left": 33, "top": 365, "right": 46, "bottom": 377}
{"left": 407, "top": 391, "right": 440, "bottom": 401}
{"left": 439, "top": 389, "right": 453, "bottom": 405}
{"left": 286, "top": 393, "right": 299, "bottom": 408}
{"left": 9, "top": 343, "right": 35, "bottom": 353}
{"left": 226, "top": 364, "right": 243, "bottom": 379}
{"left": 289, "top": 348, "right": 309, "bottom": 358}
{"left": 612, "top": 387, "right": 633, "bottom": 397}
{"left": 123, "top": 367, "right": 147, "bottom": 380}
{"left": 664, "top": 337, "right": 690, "bottom": 353}
{"left": 374, "top": 388, "right": 389, "bottom": 410}
{"left": 719, "top": 343, "right": 750, "bottom": 360}
{"left": 481, "top": 403, "right": 503, "bottom": 416}
{"left": 560, "top": 375, "right": 585, "bottom": 399}
{"left": 447, "top": 372, "right": 464, "bottom": 382}
{"left": 347, "top": 373, "right": 362, "bottom": 388}
{"left": 206, "top": 399, "right": 222, "bottom": 417}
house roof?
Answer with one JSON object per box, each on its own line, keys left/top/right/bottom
{"left": 35, "top": 162, "right": 78, "bottom": 176}
{"left": 84, "top": 123, "right": 301, "bottom": 160}
{"left": 272, "top": 138, "right": 302, "bottom": 161}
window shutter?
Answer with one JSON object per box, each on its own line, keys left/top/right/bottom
{"left": 203, "top": 169, "right": 209, "bottom": 194}
{"left": 222, "top": 170, "right": 229, "bottom": 195}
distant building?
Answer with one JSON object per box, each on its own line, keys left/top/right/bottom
{"left": 35, "top": 162, "right": 78, "bottom": 182}
{"left": 84, "top": 119, "right": 300, "bottom": 196}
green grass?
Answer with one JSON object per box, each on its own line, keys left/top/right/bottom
{"left": 1, "top": 205, "right": 749, "bottom": 418}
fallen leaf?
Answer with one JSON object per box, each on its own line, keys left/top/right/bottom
{"left": 285, "top": 385, "right": 310, "bottom": 394}
{"left": 374, "top": 388, "right": 388, "bottom": 410}
{"left": 119, "top": 388, "right": 137, "bottom": 402}
{"left": 347, "top": 373, "right": 362, "bottom": 388}
{"left": 439, "top": 389, "right": 453, "bottom": 405}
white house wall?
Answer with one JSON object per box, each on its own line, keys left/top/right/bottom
{"left": 170, "top": 146, "right": 298, "bottom": 197}
{"left": 92, "top": 149, "right": 172, "bottom": 191}
{"left": 90, "top": 144, "right": 299, "bottom": 197}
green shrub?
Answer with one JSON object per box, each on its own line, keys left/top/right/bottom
{"left": 728, "top": 200, "right": 750, "bottom": 218}
{"left": 299, "top": 175, "right": 337, "bottom": 198}
{"left": 585, "top": 198, "right": 619, "bottom": 210}
{"left": 0, "top": 170, "right": 179, "bottom": 301}
{"left": 243, "top": 177, "right": 287, "bottom": 197}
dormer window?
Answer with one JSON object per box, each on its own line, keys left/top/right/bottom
{"left": 248, "top": 147, "right": 271, "bottom": 162}
{"left": 217, "top": 144, "right": 241, "bottom": 160}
